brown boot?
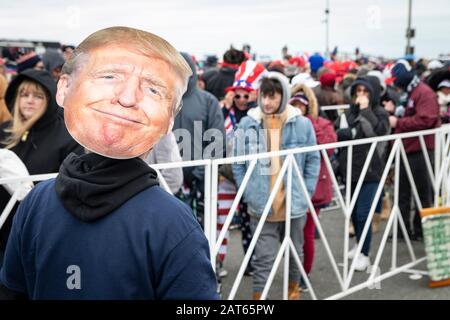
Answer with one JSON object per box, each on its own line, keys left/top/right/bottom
{"left": 372, "top": 214, "right": 381, "bottom": 233}
{"left": 349, "top": 223, "right": 355, "bottom": 237}
{"left": 380, "top": 194, "right": 391, "bottom": 220}
{"left": 252, "top": 292, "right": 262, "bottom": 300}
{"left": 288, "top": 281, "right": 301, "bottom": 300}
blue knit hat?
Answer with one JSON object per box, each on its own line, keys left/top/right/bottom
{"left": 391, "top": 59, "right": 415, "bottom": 90}
{"left": 16, "top": 52, "right": 42, "bottom": 73}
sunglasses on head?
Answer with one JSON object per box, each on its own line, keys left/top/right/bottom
{"left": 235, "top": 94, "right": 249, "bottom": 100}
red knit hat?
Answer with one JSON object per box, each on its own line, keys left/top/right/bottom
{"left": 288, "top": 56, "right": 306, "bottom": 68}
{"left": 319, "top": 72, "right": 336, "bottom": 87}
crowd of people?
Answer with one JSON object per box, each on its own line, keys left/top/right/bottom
{"left": 193, "top": 46, "right": 446, "bottom": 298}
{"left": 0, "top": 38, "right": 449, "bottom": 300}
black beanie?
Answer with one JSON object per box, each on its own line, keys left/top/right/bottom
{"left": 17, "top": 53, "right": 42, "bottom": 73}
{"left": 391, "top": 60, "right": 415, "bottom": 90}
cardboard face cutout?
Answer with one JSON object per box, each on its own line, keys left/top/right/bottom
{"left": 57, "top": 44, "right": 180, "bottom": 159}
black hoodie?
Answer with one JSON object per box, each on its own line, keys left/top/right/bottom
{"left": 55, "top": 152, "right": 159, "bottom": 222}
{"left": 202, "top": 66, "right": 237, "bottom": 101}
{"left": 335, "top": 76, "right": 390, "bottom": 183}
{"left": 1, "top": 153, "right": 219, "bottom": 299}
{"left": 0, "top": 69, "right": 83, "bottom": 250}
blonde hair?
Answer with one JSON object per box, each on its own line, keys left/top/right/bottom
{"left": 62, "top": 26, "right": 192, "bottom": 113}
{"left": 2, "top": 80, "right": 48, "bottom": 149}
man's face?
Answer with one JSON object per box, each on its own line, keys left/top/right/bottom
{"left": 52, "top": 66, "right": 62, "bottom": 82}
{"left": 34, "top": 61, "right": 45, "bottom": 71}
{"left": 57, "top": 44, "right": 181, "bottom": 159}
{"left": 261, "top": 92, "right": 282, "bottom": 114}
{"left": 233, "top": 88, "right": 251, "bottom": 110}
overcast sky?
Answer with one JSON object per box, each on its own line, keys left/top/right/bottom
{"left": 1, "top": 0, "right": 449, "bottom": 60}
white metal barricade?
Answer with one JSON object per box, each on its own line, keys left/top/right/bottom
{"left": 209, "top": 125, "right": 450, "bottom": 300}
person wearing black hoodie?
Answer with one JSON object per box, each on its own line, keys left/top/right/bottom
{"left": 0, "top": 69, "right": 83, "bottom": 266}
{"left": 335, "top": 76, "right": 390, "bottom": 272}
{"left": 0, "top": 27, "right": 218, "bottom": 300}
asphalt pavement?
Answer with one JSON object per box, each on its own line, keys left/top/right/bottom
{"left": 219, "top": 208, "right": 450, "bottom": 300}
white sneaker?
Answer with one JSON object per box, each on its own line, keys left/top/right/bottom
{"left": 354, "top": 254, "right": 371, "bottom": 272}
{"left": 347, "top": 244, "right": 358, "bottom": 260}
{"left": 218, "top": 267, "right": 228, "bottom": 278}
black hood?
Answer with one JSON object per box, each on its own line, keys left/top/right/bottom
{"left": 350, "top": 77, "right": 376, "bottom": 108}
{"left": 55, "top": 153, "right": 159, "bottom": 222}
{"left": 363, "top": 75, "right": 382, "bottom": 108}
{"left": 5, "top": 69, "right": 59, "bottom": 128}
{"left": 180, "top": 52, "right": 198, "bottom": 97}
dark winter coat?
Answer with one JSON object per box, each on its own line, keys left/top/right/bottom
{"left": 335, "top": 76, "right": 390, "bottom": 183}
{"left": 394, "top": 82, "right": 441, "bottom": 153}
{"left": 202, "top": 66, "right": 237, "bottom": 101}
{"left": 173, "top": 53, "right": 225, "bottom": 192}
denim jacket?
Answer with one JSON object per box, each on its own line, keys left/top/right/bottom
{"left": 231, "top": 105, "right": 320, "bottom": 218}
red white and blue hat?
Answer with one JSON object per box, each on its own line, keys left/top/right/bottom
{"left": 289, "top": 93, "right": 309, "bottom": 106}
{"left": 226, "top": 60, "right": 267, "bottom": 92}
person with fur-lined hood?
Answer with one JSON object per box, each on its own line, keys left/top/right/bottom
{"left": 232, "top": 72, "right": 320, "bottom": 300}
{"left": 290, "top": 83, "right": 337, "bottom": 290}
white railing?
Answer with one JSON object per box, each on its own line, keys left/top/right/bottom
{"left": 0, "top": 173, "right": 56, "bottom": 230}
{"left": 208, "top": 125, "right": 450, "bottom": 300}
{"left": 320, "top": 104, "right": 350, "bottom": 112}
{"left": 1, "top": 125, "right": 450, "bottom": 300}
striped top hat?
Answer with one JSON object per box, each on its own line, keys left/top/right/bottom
{"left": 226, "top": 60, "right": 267, "bottom": 92}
